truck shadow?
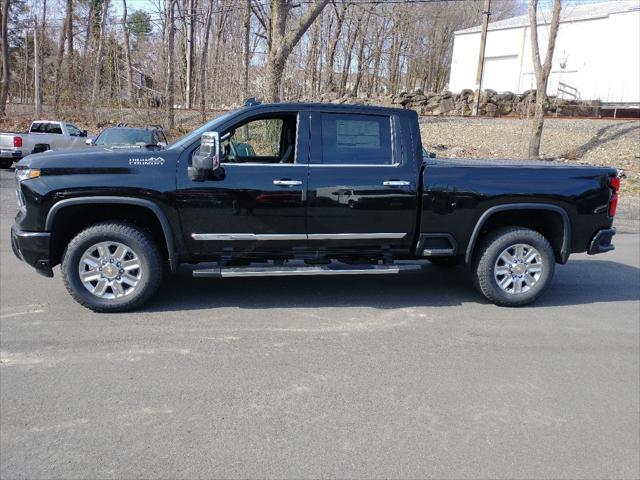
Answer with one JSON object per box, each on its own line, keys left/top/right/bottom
{"left": 143, "top": 259, "right": 639, "bottom": 312}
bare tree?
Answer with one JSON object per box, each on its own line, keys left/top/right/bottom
{"left": 91, "top": 0, "right": 110, "bottom": 108}
{"left": 165, "top": 0, "right": 177, "bottom": 129}
{"left": 122, "top": 0, "right": 134, "bottom": 103}
{"left": 528, "top": 0, "right": 561, "bottom": 158}
{"left": 33, "top": 16, "right": 41, "bottom": 116}
{"left": 65, "top": 0, "right": 74, "bottom": 91}
{"left": 262, "top": 0, "right": 330, "bottom": 102}
{"left": 199, "top": 0, "right": 213, "bottom": 121}
{"left": 53, "top": 9, "right": 67, "bottom": 111}
{"left": 242, "top": 0, "right": 250, "bottom": 100}
{"left": 0, "top": 0, "right": 9, "bottom": 119}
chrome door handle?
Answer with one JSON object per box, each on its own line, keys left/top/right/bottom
{"left": 383, "top": 180, "right": 410, "bottom": 186}
{"left": 273, "top": 179, "right": 303, "bottom": 186}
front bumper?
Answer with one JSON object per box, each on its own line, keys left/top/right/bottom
{"left": 11, "top": 224, "right": 53, "bottom": 277}
{"left": 587, "top": 228, "right": 616, "bottom": 255}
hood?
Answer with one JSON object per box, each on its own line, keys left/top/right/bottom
{"left": 17, "top": 148, "right": 177, "bottom": 170}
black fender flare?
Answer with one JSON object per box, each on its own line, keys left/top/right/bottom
{"left": 45, "top": 196, "right": 178, "bottom": 272}
{"left": 464, "top": 203, "right": 571, "bottom": 265}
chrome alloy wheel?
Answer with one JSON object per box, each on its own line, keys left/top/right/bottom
{"left": 493, "top": 243, "right": 543, "bottom": 295}
{"left": 78, "top": 241, "right": 142, "bottom": 299}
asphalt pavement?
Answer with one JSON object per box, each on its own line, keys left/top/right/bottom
{"left": 1, "top": 168, "right": 639, "bottom": 479}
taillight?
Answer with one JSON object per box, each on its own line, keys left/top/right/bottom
{"left": 13, "top": 136, "right": 22, "bottom": 148}
{"left": 608, "top": 176, "right": 620, "bottom": 217}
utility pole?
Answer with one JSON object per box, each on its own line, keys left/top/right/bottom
{"left": 34, "top": 17, "right": 41, "bottom": 116}
{"left": 472, "top": 0, "right": 491, "bottom": 116}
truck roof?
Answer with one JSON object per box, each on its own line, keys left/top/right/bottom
{"left": 241, "top": 102, "right": 413, "bottom": 116}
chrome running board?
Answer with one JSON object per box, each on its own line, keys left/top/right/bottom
{"left": 192, "top": 261, "right": 424, "bottom": 278}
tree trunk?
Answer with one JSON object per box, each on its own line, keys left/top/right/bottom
{"left": 53, "top": 18, "right": 67, "bottom": 111}
{"left": 91, "top": 0, "right": 109, "bottom": 108}
{"left": 265, "top": 0, "right": 329, "bottom": 102}
{"left": 351, "top": 11, "right": 370, "bottom": 97}
{"left": 324, "top": 3, "right": 347, "bottom": 92}
{"left": 0, "top": 0, "right": 9, "bottom": 119}
{"left": 199, "top": 0, "right": 213, "bottom": 121}
{"left": 83, "top": 0, "right": 93, "bottom": 57}
{"left": 527, "top": 0, "right": 561, "bottom": 158}
{"left": 165, "top": 0, "right": 177, "bottom": 130}
{"left": 34, "top": 17, "right": 41, "bottom": 116}
{"left": 185, "top": 0, "right": 194, "bottom": 109}
{"left": 242, "top": 0, "right": 250, "bottom": 100}
{"left": 122, "top": 0, "right": 134, "bottom": 103}
{"left": 65, "top": 0, "right": 74, "bottom": 92}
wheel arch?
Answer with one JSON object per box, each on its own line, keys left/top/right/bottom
{"left": 46, "top": 196, "right": 177, "bottom": 272}
{"left": 465, "top": 203, "right": 571, "bottom": 265}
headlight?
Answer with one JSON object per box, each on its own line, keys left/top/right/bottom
{"left": 15, "top": 167, "right": 40, "bottom": 182}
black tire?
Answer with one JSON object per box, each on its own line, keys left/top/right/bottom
{"left": 428, "top": 256, "right": 462, "bottom": 268}
{"left": 0, "top": 159, "right": 13, "bottom": 169}
{"left": 61, "top": 221, "right": 163, "bottom": 312}
{"left": 472, "top": 227, "right": 555, "bottom": 307}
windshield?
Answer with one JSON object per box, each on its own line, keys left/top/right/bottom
{"left": 95, "top": 128, "right": 153, "bottom": 146}
{"left": 168, "top": 110, "right": 238, "bottom": 150}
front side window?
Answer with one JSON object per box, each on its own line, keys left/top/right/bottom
{"left": 66, "top": 124, "right": 82, "bottom": 136}
{"left": 220, "top": 115, "right": 297, "bottom": 164}
{"left": 321, "top": 113, "right": 393, "bottom": 165}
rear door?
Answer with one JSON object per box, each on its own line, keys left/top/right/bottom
{"left": 306, "top": 109, "right": 418, "bottom": 254}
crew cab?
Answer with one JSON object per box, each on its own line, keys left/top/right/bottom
{"left": 0, "top": 120, "right": 88, "bottom": 168}
{"left": 11, "top": 103, "right": 619, "bottom": 312}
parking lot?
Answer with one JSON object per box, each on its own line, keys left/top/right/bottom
{"left": 1, "top": 167, "right": 639, "bottom": 478}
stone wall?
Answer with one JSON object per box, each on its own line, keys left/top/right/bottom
{"left": 296, "top": 89, "right": 602, "bottom": 117}
{"left": 389, "top": 89, "right": 602, "bottom": 117}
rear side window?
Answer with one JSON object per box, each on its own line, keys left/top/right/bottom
{"left": 30, "top": 122, "right": 46, "bottom": 133}
{"left": 46, "top": 123, "right": 63, "bottom": 134}
{"left": 321, "top": 113, "right": 393, "bottom": 165}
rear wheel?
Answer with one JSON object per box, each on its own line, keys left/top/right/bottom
{"left": 0, "top": 159, "right": 13, "bottom": 169}
{"left": 473, "top": 227, "right": 555, "bottom": 307}
{"left": 61, "top": 222, "right": 163, "bottom": 312}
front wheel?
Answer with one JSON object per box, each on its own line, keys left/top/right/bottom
{"left": 61, "top": 221, "right": 163, "bottom": 312}
{"left": 473, "top": 227, "right": 555, "bottom": 307}
{"left": 0, "top": 159, "right": 13, "bottom": 169}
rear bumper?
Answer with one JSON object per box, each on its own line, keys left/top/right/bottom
{"left": 10, "top": 224, "right": 53, "bottom": 277}
{"left": 0, "top": 148, "right": 22, "bottom": 159}
{"left": 587, "top": 228, "right": 616, "bottom": 255}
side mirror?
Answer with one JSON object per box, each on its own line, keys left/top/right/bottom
{"left": 157, "top": 141, "right": 167, "bottom": 149}
{"left": 188, "top": 131, "right": 221, "bottom": 181}
{"left": 81, "top": 130, "right": 88, "bottom": 137}
{"left": 85, "top": 138, "right": 93, "bottom": 145}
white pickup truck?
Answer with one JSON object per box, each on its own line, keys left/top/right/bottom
{"left": 0, "top": 120, "right": 88, "bottom": 168}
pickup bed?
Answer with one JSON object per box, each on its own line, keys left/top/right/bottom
{"left": 0, "top": 120, "right": 88, "bottom": 168}
{"left": 11, "top": 103, "right": 618, "bottom": 312}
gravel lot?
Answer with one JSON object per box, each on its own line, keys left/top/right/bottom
{"left": 1, "top": 163, "right": 639, "bottom": 479}
{"left": 421, "top": 116, "right": 640, "bottom": 194}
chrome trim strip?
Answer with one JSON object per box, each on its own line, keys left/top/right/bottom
{"left": 192, "top": 233, "right": 407, "bottom": 241}
{"left": 308, "top": 163, "right": 400, "bottom": 168}
{"left": 308, "top": 233, "right": 406, "bottom": 240}
{"left": 191, "top": 233, "right": 307, "bottom": 241}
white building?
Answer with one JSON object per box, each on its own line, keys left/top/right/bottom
{"left": 449, "top": 1, "right": 640, "bottom": 104}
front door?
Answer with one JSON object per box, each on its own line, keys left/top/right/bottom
{"left": 176, "top": 112, "right": 309, "bottom": 258}
{"left": 306, "top": 110, "right": 418, "bottom": 255}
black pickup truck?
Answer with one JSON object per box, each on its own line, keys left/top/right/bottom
{"left": 11, "top": 102, "right": 619, "bottom": 312}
